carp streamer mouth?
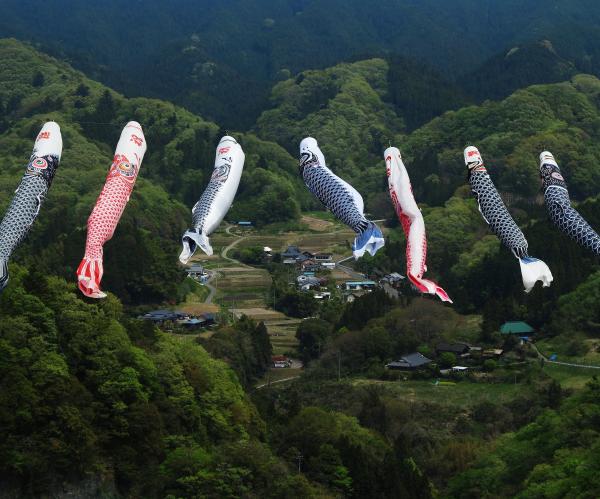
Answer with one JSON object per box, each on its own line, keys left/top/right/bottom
{"left": 299, "top": 151, "right": 318, "bottom": 173}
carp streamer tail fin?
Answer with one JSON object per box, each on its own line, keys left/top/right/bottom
{"left": 180, "top": 230, "right": 213, "bottom": 264}
{"left": 76, "top": 257, "right": 107, "bottom": 299}
{"left": 408, "top": 273, "right": 453, "bottom": 303}
{"left": 352, "top": 221, "right": 385, "bottom": 259}
{"left": 518, "top": 257, "right": 553, "bottom": 293}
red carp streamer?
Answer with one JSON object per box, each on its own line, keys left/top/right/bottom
{"left": 77, "top": 122, "right": 147, "bottom": 298}
{"left": 385, "top": 146, "right": 452, "bottom": 303}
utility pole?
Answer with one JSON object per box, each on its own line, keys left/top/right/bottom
{"left": 296, "top": 453, "right": 304, "bottom": 473}
{"left": 338, "top": 349, "right": 341, "bottom": 382}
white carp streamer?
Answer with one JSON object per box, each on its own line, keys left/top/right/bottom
{"left": 385, "top": 147, "right": 452, "bottom": 302}
{"left": 464, "top": 146, "right": 553, "bottom": 293}
{"left": 180, "top": 136, "right": 245, "bottom": 262}
{"left": 76, "top": 122, "right": 147, "bottom": 298}
{"left": 299, "top": 137, "right": 384, "bottom": 259}
{"left": 0, "top": 122, "right": 62, "bottom": 292}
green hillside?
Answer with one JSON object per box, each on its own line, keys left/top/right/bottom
{"left": 2, "top": 34, "right": 600, "bottom": 498}
{"left": 0, "top": 39, "right": 306, "bottom": 304}
{"left": 0, "top": 264, "right": 331, "bottom": 498}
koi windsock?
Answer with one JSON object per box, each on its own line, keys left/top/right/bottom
{"left": 0, "top": 122, "right": 62, "bottom": 292}
{"left": 179, "top": 136, "right": 245, "bottom": 262}
{"left": 464, "top": 146, "right": 553, "bottom": 292}
{"left": 300, "top": 137, "right": 384, "bottom": 259}
{"left": 76, "top": 122, "right": 146, "bottom": 298}
{"left": 385, "top": 147, "right": 452, "bottom": 302}
{"left": 540, "top": 151, "right": 600, "bottom": 256}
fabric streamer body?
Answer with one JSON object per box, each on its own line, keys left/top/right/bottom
{"left": 540, "top": 152, "right": 600, "bottom": 256}
{"left": 385, "top": 147, "right": 451, "bottom": 302}
{"left": 179, "top": 136, "right": 245, "bottom": 263}
{"left": 299, "top": 137, "right": 384, "bottom": 259}
{"left": 77, "top": 121, "right": 146, "bottom": 298}
{"left": 464, "top": 146, "right": 553, "bottom": 292}
{"left": 0, "top": 122, "right": 62, "bottom": 292}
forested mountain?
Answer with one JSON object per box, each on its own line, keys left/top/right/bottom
{"left": 3, "top": 0, "right": 600, "bottom": 126}
{"left": 462, "top": 40, "right": 578, "bottom": 102}
{"left": 256, "top": 56, "right": 600, "bottom": 209}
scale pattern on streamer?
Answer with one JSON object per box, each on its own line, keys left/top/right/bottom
{"left": 542, "top": 163, "right": 600, "bottom": 256}
{"left": 469, "top": 169, "right": 529, "bottom": 258}
{"left": 300, "top": 151, "right": 368, "bottom": 234}
{"left": 84, "top": 157, "right": 138, "bottom": 260}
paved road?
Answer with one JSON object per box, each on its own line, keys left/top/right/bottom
{"left": 203, "top": 271, "right": 217, "bottom": 304}
{"left": 336, "top": 255, "right": 366, "bottom": 279}
{"left": 530, "top": 342, "right": 600, "bottom": 369}
{"left": 222, "top": 225, "right": 250, "bottom": 266}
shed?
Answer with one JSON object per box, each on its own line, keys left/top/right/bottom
{"left": 482, "top": 348, "right": 504, "bottom": 358}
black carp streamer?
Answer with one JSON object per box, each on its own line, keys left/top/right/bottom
{"left": 299, "top": 137, "right": 384, "bottom": 259}
{"left": 464, "top": 146, "right": 553, "bottom": 292}
{"left": 0, "top": 122, "right": 62, "bottom": 292}
{"left": 540, "top": 151, "right": 600, "bottom": 256}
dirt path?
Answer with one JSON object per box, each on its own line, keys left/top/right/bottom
{"left": 256, "top": 376, "right": 301, "bottom": 389}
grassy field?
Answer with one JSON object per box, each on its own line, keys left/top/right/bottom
{"left": 542, "top": 363, "right": 599, "bottom": 389}
{"left": 266, "top": 318, "right": 301, "bottom": 356}
{"left": 352, "top": 378, "right": 529, "bottom": 406}
{"left": 535, "top": 336, "right": 600, "bottom": 366}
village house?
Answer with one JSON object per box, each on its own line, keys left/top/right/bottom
{"left": 386, "top": 352, "right": 432, "bottom": 370}
{"left": 281, "top": 245, "right": 302, "bottom": 264}
{"left": 342, "top": 280, "right": 377, "bottom": 291}
{"left": 314, "top": 253, "right": 333, "bottom": 262}
{"left": 186, "top": 264, "right": 207, "bottom": 280}
{"left": 500, "top": 321, "right": 535, "bottom": 338}
{"left": 436, "top": 342, "right": 471, "bottom": 357}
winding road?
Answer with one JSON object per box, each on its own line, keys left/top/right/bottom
{"left": 530, "top": 342, "right": 600, "bottom": 370}
{"left": 201, "top": 225, "right": 251, "bottom": 304}
{"left": 221, "top": 225, "right": 251, "bottom": 266}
